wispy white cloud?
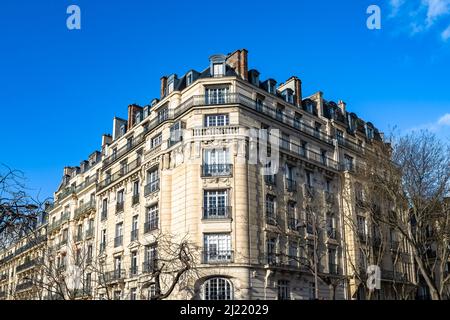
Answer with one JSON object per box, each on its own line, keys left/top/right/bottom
{"left": 408, "top": 113, "right": 450, "bottom": 134}
{"left": 438, "top": 113, "right": 450, "bottom": 125}
{"left": 388, "top": 0, "right": 450, "bottom": 40}
{"left": 442, "top": 24, "right": 450, "bottom": 40}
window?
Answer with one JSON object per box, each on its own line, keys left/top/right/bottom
{"left": 267, "top": 237, "right": 277, "bottom": 265}
{"left": 131, "top": 251, "right": 138, "bottom": 276}
{"left": 325, "top": 179, "right": 332, "bottom": 193}
{"left": 158, "top": 107, "right": 169, "bottom": 123}
{"left": 267, "top": 80, "right": 276, "bottom": 95}
{"left": 100, "top": 229, "right": 107, "bottom": 252}
{"left": 265, "top": 195, "right": 276, "bottom": 225}
{"left": 213, "top": 63, "right": 224, "bottom": 77}
{"left": 144, "top": 204, "right": 159, "bottom": 233}
{"left": 117, "top": 190, "right": 124, "bottom": 204}
{"left": 148, "top": 284, "right": 157, "bottom": 300}
{"left": 344, "top": 154, "right": 354, "bottom": 171}
{"left": 205, "top": 114, "right": 229, "bottom": 127}
{"left": 336, "top": 130, "right": 344, "bottom": 142}
{"left": 328, "top": 248, "right": 337, "bottom": 274}
{"left": 305, "top": 171, "right": 313, "bottom": 188}
{"left": 76, "top": 224, "right": 82, "bottom": 241}
{"left": 278, "top": 280, "right": 291, "bottom": 300}
{"left": 131, "top": 215, "right": 139, "bottom": 241}
{"left": 321, "top": 149, "right": 327, "bottom": 165}
{"left": 169, "top": 122, "right": 183, "bottom": 145}
{"left": 186, "top": 72, "right": 193, "bottom": 86}
{"left": 289, "top": 242, "right": 298, "bottom": 266}
{"left": 151, "top": 134, "right": 162, "bottom": 149}
{"left": 120, "top": 124, "right": 126, "bottom": 136}
{"left": 357, "top": 216, "right": 367, "bottom": 237}
{"left": 281, "top": 133, "right": 290, "bottom": 150}
{"left": 144, "top": 244, "right": 158, "bottom": 272}
{"left": 102, "top": 198, "right": 108, "bottom": 216}
{"left": 114, "top": 290, "right": 121, "bottom": 300}
{"left": 145, "top": 168, "right": 159, "bottom": 195}
{"left": 203, "top": 148, "right": 230, "bottom": 176}
{"left": 130, "top": 288, "right": 137, "bottom": 300}
{"left": 133, "top": 180, "right": 140, "bottom": 204}
{"left": 276, "top": 107, "right": 284, "bottom": 122}
{"left": 300, "top": 141, "right": 307, "bottom": 157}
{"left": 115, "top": 223, "right": 123, "bottom": 247}
{"left": 114, "top": 256, "right": 122, "bottom": 274}
{"left": 203, "top": 278, "right": 233, "bottom": 300}
{"left": 305, "top": 102, "right": 314, "bottom": 114}
{"left": 203, "top": 234, "right": 232, "bottom": 263}
{"left": 326, "top": 213, "right": 336, "bottom": 239}
{"left": 294, "top": 113, "right": 302, "bottom": 129}
{"left": 314, "top": 122, "right": 322, "bottom": 138}
{"left": 203, "top": 190, "right": 229, "bottom": 219}
{"left": 206, "top": 87, "right": 228, "bottom": 104}
{"left": 87, "top": 245, "right": 93, "bottom": 262}
{"left": 256, "top": 98, "right": 263, "bottom": 112}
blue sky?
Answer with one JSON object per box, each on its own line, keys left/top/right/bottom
{"left": 0, "top": 0, "right": 449, "bottom": 200}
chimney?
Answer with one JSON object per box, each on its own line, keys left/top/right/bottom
{"left": 160, "top": 76, "right": 167, "bottom": 99}
{"left": 127, "top": 104, "right": 143, "bottom": 129}
{"left": 294, "top": 77, "right": 302, "bottom": 107}
{"left": 239, "top": 49, "right": 248, "bottom": 81}
{"left": 338, "top": 100, "right": 347, "bottom": 113}
{"left": 226, "top": 49, "right": 249, "bottom": 81}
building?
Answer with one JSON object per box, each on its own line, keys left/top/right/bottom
{"left": 0, "top": 49, "right": 416, "bottom": 300}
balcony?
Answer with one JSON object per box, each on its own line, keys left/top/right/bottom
{"left": 279, "top": 139, "right": 339, "bottom": 171}
{"left": 102, "top": 134, "right": 146, "bottom": 169}
{"left": 144, "top": 180, "right": 160, "bottom": 196}
{"left": 201, "top": 164, "right": 233, "bottom": 177}
{"left": 142, "top": 260, "right": 158, "bottom": 273}
{"left": 203, "top": 206, "right": 232, "bottom": 220}
{"left": 264, "top": 254, "right": 281, "bottom": 267}
{"left": 381, "top": 269, "right": 407, "bottom": 282}
{"left": 16, "top": 258, "right": 39, "bottom": 273}
{"left": 16, "top": 280, "right": 33, "bottom": 292}
{"left": 286, "top": 178, "right": 297, "bottom": 192}
{"left": 327, "top": 228, "right": 337, "bottom": 239}
{"left": 114, "top": 235, "right": 123, "bottom": 248}
{"left": 56, "top": 186, "right": 76, "bottom": 202}
{"left": 202, "top": 250, "right": 234, "bottom": 264}
{"left": 74, "top": 201, "right": 96, "bottom": 220}
{"left": 116, "top": 202, "right": 124, "bottom": 214}
{"left": 266, "top": 213, "right": 278, "bottom": 226}
{"left": 130, "top": 229, "right": 139, "bottom": 241}
{"left": 144, "top": 218, "right": 159, "bottom": 233}
{"left": 98, "top": 158, "right": 142, "bottom": 191}
{"left": 102, "top": 269, "right": 126, "bottom": 283}
{"left": 132, "top": 194, "right": 140, "bottom": 206}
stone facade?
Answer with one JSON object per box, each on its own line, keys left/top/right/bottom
{"left": 0, "top": 49, "right": 416, "bottom": 300}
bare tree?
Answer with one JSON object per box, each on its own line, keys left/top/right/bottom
{"left": 356, "top": 131, "right": 450, "bottom": 300}
{"left": 0, "top": 165, "right": 44, "bottom": 249}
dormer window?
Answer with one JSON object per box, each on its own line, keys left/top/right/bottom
{"left": 282, "top": 89, "right": 294, "bottom": 104}
{"left": 305, "top": 102, "right": 314, "bottom": 114}
{"left": 366, "top": 125, "right": 374, "bottom": 140}
{"left": 186, "top": 72, "right": 193, "bottom": 86}
{"left": 120, "top": 124, "right": 126, "bottom": 136}
{"left": 135, "top": 111, "right": 142, "bottom": 124}
{"left": 267, "top": 80, "right": 277, "bottom": 95}
{"left": 167, "top": 75, "right": 176, "bottom": 94}
{"left": 249, "top": 70, "right": 260, "bottom": 86}
{"left": 213, "top": 63, "right": 224, "bottom": 77}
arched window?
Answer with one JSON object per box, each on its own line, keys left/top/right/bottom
{"left": 203, "top": 277, "right": 233, "bottom": 300}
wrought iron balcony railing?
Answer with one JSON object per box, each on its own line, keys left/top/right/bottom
{"left": 144, "top": 180, "right": 160, "bottom": 196}
{"left": 201, "top": 164, "right": 233, "bottom": 177}
{"left": 202, "top": 250, "right": 234, "bottom": 264}
{"left": 203, "top": 206, "right": 232, "bottom": 219}
{"left": 144, "top": 218, "right": 159, "bottom": 233}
